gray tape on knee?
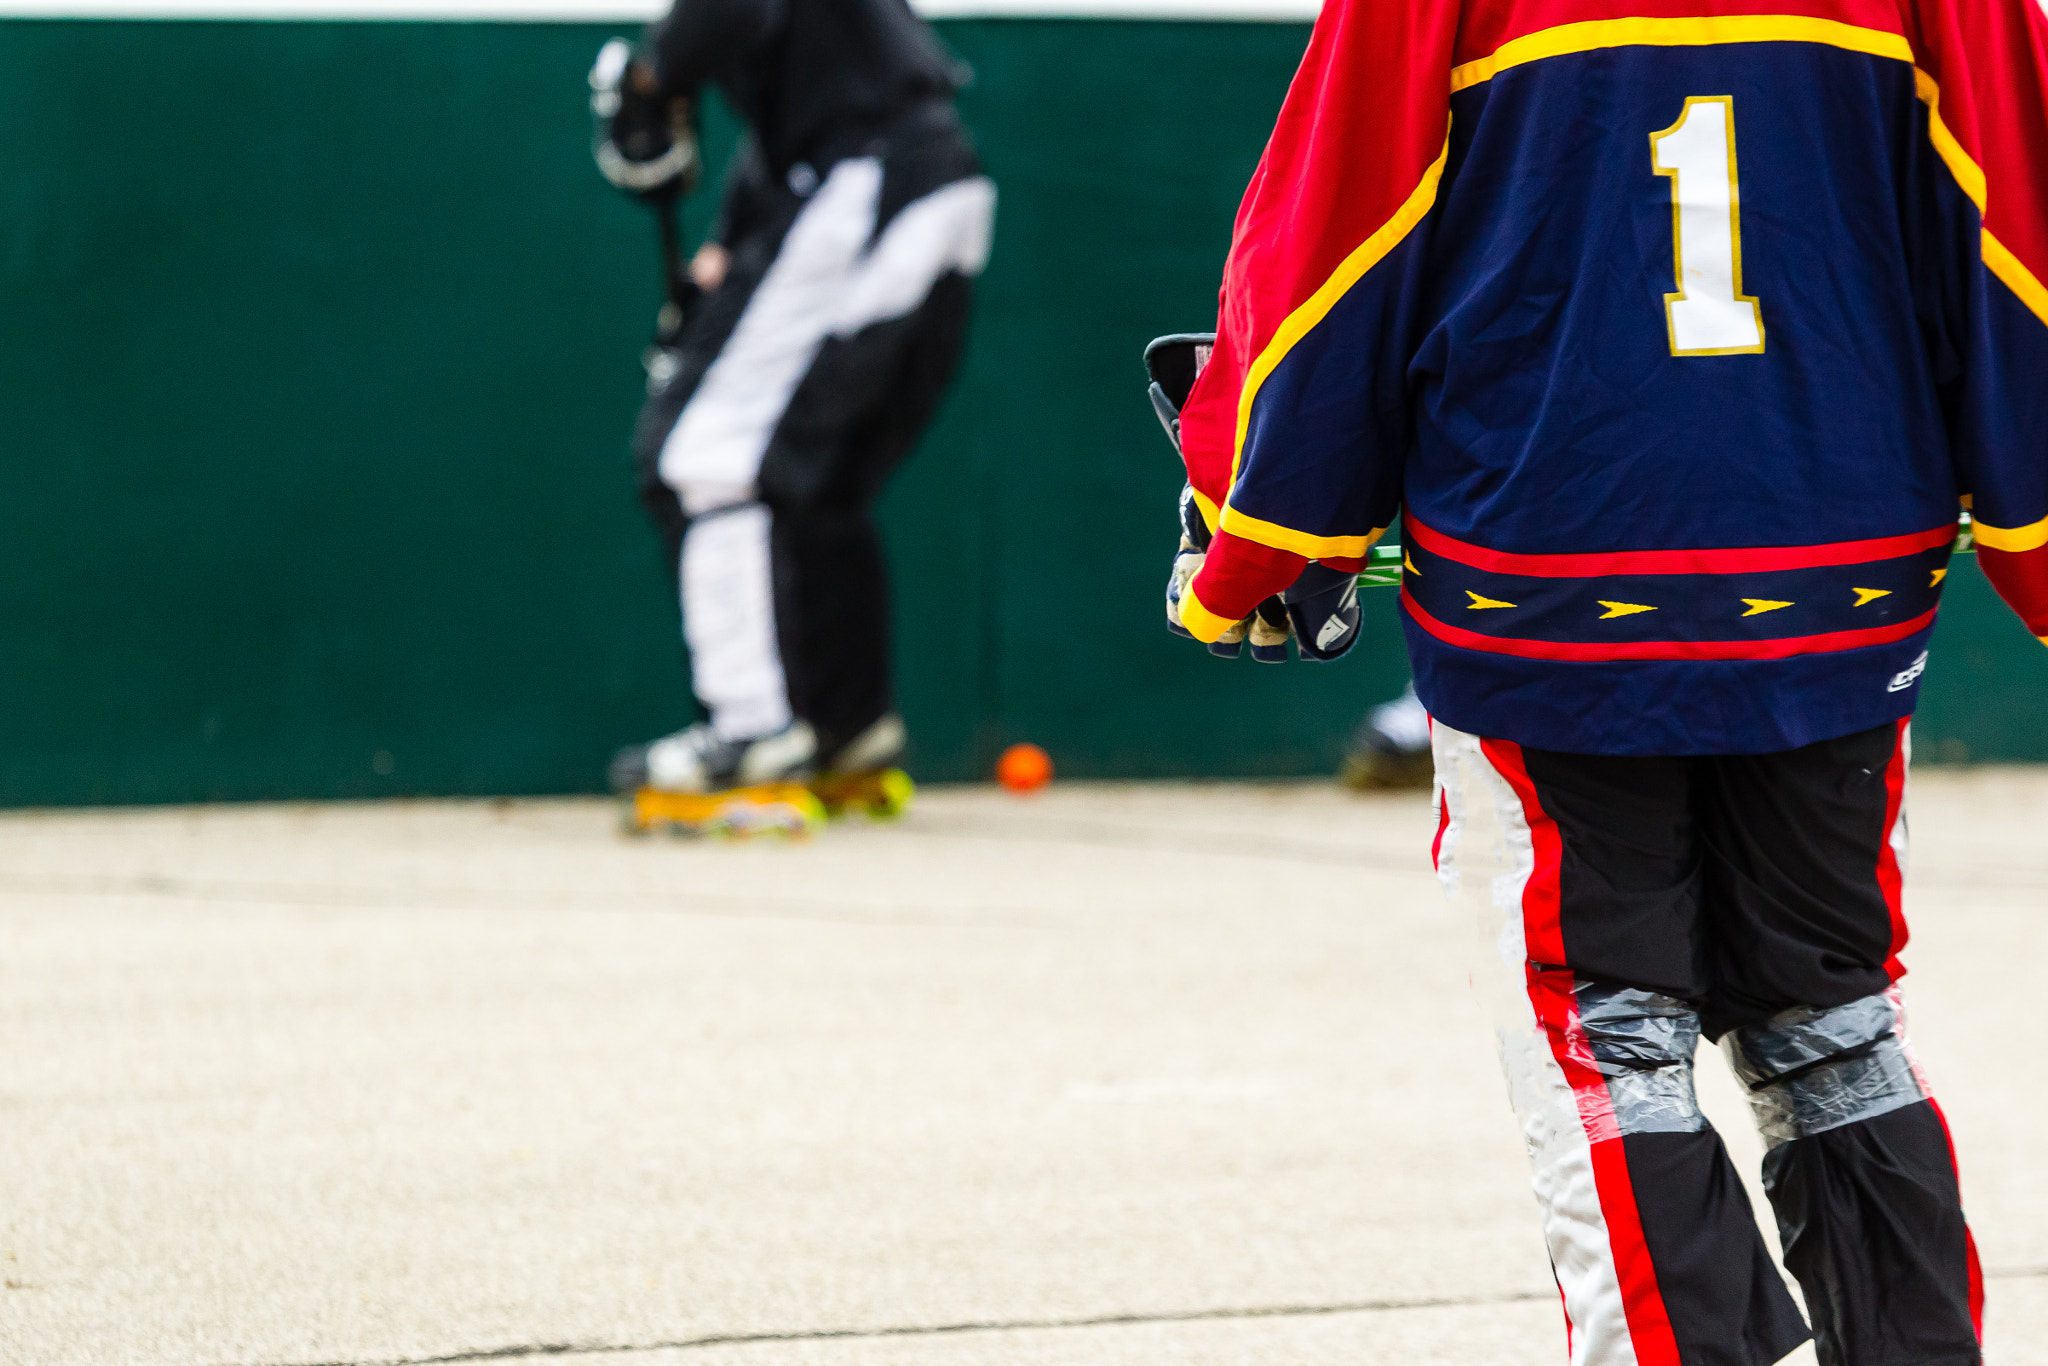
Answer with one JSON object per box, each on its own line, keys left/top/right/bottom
{"left": 1576, "top": 985, "right": 1708, "bottom": 1136}
{"left": 1723, "top": 992, "right": 1926, "bottom": 1148}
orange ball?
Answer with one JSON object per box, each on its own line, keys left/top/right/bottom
{"left": 996, "top": 742, "right": 1053, "bottom": 792}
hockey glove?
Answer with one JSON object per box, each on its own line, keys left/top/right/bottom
{"left": 1282, "top": 563, "right": 1361, "bottom": 662}
{"left": 1154, "top": 334, "right": 1362, "bottom": 662}
{"left": 1169, "top": 554, "right": 1360, "bottom": 662}
{"left": 589, "top": 39, "right": 700, "bottom": 203}
{"left": 1167, "top": 485, "right": 1249, "bottom": 657}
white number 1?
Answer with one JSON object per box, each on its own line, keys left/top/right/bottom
{"left": 1651, "top": 96, "right": 1766, "bottom": 356}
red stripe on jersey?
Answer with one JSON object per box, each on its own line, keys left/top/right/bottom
{"left": 1403, "top": 591, "right": 1938, "bottom": 661}
{"left": 1877, "top": 718, "right": 1911, "bottom": 980}
{"left": 1405, "top": 516, "right": 1956, "bottom": 578}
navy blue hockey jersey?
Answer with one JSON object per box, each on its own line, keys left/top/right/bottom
{"left": 1175, "top": 0, "right": 2048, "bottom": 755}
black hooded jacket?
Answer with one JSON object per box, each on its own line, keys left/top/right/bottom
{"left": 649, "top": 0, "right": 961, "bottom": 178}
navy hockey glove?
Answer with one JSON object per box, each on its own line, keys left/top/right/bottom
{"left": 1153, "top": 330, "right": 1361, "bottom": 662}
{"left": 1281, "top": 563, "right": 1361, "bottom": 662}
{"left": 589, "top": 39, "right": 700, "bottom": 203}
{"left": 1168, "top": 566, "right": 1359, "bottom": 662}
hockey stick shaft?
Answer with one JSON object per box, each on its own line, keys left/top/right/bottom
{"left": 655, "top": 198, "right": 689, "bottom": 311}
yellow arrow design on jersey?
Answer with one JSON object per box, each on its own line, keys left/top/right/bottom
{"left": 1466, "top": 591, "right": 1514, "bottom": 610}
{"left": 1597, "top": 601, "right": 1657, "bottom": 619}
{"left": 1930, "top": 568, "right": 1948, "bottom": 587}
{"left": 1852, "top": 587, "right": 1893, "bottom": 607}
{"left": 1742, "top": 599, "right": 1795, "bottom": 616}
{"left": 1404, "top": 551, "right": 1419, "bottom": 576}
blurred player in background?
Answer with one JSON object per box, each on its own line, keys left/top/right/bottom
{"left": 1339, "top": 680, "right": 1432, "bottom": 789}
{"left": 1163, "top": 0, "right": 2048, "bottom": 1361}
{"left": 590, "top": 0, "right": 994, "bottom": 808}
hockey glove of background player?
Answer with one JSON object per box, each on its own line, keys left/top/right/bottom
{"left": 589, "top": 39, "right": 700, "bottom": 203}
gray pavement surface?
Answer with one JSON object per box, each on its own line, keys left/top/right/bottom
{"left": 0, "top": 774, "right": 2042, "bottom": 1366}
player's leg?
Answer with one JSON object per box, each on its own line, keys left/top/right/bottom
{"left": 1433, "top": 725, "right": 1809, "bottom": 1366}
{"left": 613, "top": 185, "right": 826, "bottom": 794}
{"left": 751, "top": 115, "right": 988, "bottom": 770}
{"left": 761, "top": 270, "right": 976, "bottom": 769}
{"left": 1700, "top": 722, "right": 1982, "bottom": 1366}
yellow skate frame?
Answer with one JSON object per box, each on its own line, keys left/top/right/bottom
{"left": 623, "top": 782, "right": 826, "bottom": 839}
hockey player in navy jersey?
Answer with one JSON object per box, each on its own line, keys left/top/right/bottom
{"left": 590, "top": 0, "right": 993, "bottom": 825}
{"left": 1165, "top": 0, "right": 2048, "bottom": 1361}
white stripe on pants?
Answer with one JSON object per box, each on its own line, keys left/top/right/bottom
{"left": 680, "top": 504, "right": 789, "bottom": 742}
{"left": 1433, "top": 723, "right": 1646, "bottom": 1366}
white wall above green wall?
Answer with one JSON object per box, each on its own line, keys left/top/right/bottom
{"left": 0, "top": 0, "right": 1319, "bottom": 17}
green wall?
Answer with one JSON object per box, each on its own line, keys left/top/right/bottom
{"left": 0, "top": 19, "right": 2040, "bottom": 804}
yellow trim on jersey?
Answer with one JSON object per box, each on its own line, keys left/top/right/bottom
{"left": 1448, "top": 16, "right": 1912, "bottom": 93}
{"left": 1984, "top": 231, "right": 2048, "bottom": 328}
{"left": 1971, "top": 513, "right": 2048, "bottom": 554}
{"left": 1907, "top": 71, "right": 2048, "bottom": 327}
{"left": 1215, "top": 507, "right": 1390, "bottom": 560}
{"left": 1912, "top": 68, "right": 1985, "bottom": 212}
{"left": 1177, "top": 585, "right": 1238, "bottom": 644}
{"left": 1188, "top": 485, "right": 1223, "bottom": 535}
{"left": 1226, "top": 135, "right": 1452, "bottom": 495}
{"left": 1448, "top": 17, "right": 2048, "bottom": 331}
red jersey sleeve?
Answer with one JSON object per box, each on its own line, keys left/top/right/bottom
{"left": 1911, "top": 0, "right": 2048, "bottom": 643}
{"left": 1174, "top": 0, "right": 1461, "bottom": 641}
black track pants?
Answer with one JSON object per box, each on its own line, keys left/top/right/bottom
{"left": 630, "top": 103, "right": 989, "bottom": 757}
{"left": 1432, "top": 719, "right": 1983, "bottom": 1366}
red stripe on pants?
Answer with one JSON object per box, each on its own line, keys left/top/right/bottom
{"left": 1928, "top": 1096, "right": 1987, "bottom": 1341}
{"left": 1484, "top": 737, "right": 1686, "bottom": 1366}
{"left": 1431, "top": 792, "right": 1452, "bottom": 870}
{"left": 1876, "top": 718, "right": 1910, "bottom": 980}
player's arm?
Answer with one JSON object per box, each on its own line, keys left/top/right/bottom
{"left": 1172, "top": 0, "right": 1459, "bottom": 643}
{"left": 708, "top": 137, "right": 770, "bottom": 247}
{"left": 1913, "top": 0, "right": 2048, "bottom": 645}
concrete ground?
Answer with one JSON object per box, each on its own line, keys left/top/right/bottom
{"left": 0, "top": 772, "right": 2042, "bottom": 1366}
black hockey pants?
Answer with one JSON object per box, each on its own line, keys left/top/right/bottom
{"left": 631, "top": 100, "right": 989, "bottom": 760}
{"left": 1433, "top": 719, "right": 1982, "bottom": 1366}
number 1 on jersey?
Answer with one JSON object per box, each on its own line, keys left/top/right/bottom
{"left": 1652, "top": 96, "right": 1766, "bottom": 356}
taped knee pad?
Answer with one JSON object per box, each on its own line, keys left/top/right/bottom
{"left": 1576, "top": 984, "right": 1708, "bottom": 1136}
{"left": 1722, "top": 991, "right": 1926, "bottom": 1148}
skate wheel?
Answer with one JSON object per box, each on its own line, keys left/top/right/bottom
{"left": 618, "top": 797, "right": 651, "bottom": 837}
{"left": 862, "top": 769, "right": 914, "bottom": 821}
{"left": 808, "top": 769, "right": 913, "bottom": 822}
